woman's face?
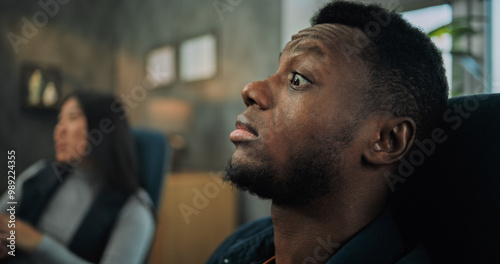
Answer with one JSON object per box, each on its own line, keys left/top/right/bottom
{"left": 53, "top": 97, "right": 88, "bottom": 164}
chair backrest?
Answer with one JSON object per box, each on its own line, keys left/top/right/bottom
{"left": 132, "top": 128, "right": 170, "bottom": 211}
{"left": 391, "top": 94, "right": 500, "bottom": 263}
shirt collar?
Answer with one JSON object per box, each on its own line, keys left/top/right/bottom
{"left": 327, "top": 207, "right": 405, "bottom": 263}
{"left": 220, "top": 207, "right": 405, "bottom": 264}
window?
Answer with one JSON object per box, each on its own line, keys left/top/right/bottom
{"left": 402, "top": 4, "right": 453, "bottom": 95}
{"left": 491, "top": 0, "right": 500, "bottom": 93}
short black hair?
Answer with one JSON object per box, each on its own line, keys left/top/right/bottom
{"left": 62, "top": 90, "right": 140, "bottom": 194}
{"left": 311, "top": 1, "right": 449, "bottom": 140}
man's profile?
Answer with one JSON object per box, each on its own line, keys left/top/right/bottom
{"left": 207, "top": 1, "right": 448, "bottom": 263}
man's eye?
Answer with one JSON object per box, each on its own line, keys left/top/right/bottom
{"left": 291, "top": 73, "right": 310, "bottom": 87}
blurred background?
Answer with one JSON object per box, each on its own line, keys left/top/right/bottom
{"left": 0, "top": 0, "right": 497, "bottom": 263}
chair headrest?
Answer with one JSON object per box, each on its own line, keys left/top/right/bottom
{"left": 391, "top": 94, "right": 500, "bottom": 263}
{"left": 132, "top": 128, "right": 170, "bottom": 210}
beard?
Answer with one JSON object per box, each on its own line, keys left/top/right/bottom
{"left": 224, "top": 131, "right": 353, "bottom": 207}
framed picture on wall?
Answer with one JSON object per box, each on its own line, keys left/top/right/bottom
{"left": 20, "top": 62, "right": 62, "bottom": 110}
{"left": 146, "top": 45, "right": 176, "bottom": 88}
{"left": 180, "top": 34, "right": 217, "bottom": 82}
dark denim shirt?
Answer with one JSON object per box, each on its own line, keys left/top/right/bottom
{"left": 206, "top": 208, "right": 432, "bottom": 264}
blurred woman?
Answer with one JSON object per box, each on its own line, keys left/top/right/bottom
{"left": 0, "top": 91, "right": 154, "bottom": 263}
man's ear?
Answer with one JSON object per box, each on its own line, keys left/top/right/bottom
{"left": 363, "top": 117, "right": 416, "bottom": 165}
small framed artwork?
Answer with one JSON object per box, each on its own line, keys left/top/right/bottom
{"left": 145, "top": 45, "right": 176, "bottom": 88}
{"left": 180, "top": 33, "right": 217, "bottom": 82}
{"left": 20, "top": 62, "right": 62, "bottom": 110}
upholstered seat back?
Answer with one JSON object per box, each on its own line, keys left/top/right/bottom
{"left": 392, "top": 94, "right": 500, "bottom": 264}
{"left": 132, "top": 128, "right": 170, "bottom": 211}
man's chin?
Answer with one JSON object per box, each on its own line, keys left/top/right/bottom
{"left": 229, "top": 150, "right": 265, "bottom": 170}
{"left": 223, "top": 158, "right": 330, "bottom": 207}
{"left": 223, "top": 159, "right": 275, "bottom": 198}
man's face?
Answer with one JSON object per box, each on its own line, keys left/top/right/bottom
{"left": 226, "top": 24, "right": 370, "bottom": 206}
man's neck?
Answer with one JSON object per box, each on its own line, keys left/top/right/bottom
{"left": 271, "top": 190, "right": 387, "bottom": 264}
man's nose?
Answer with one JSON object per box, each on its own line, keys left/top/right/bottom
{"left": 241, "top": 80, "right": 271, "bottom": 110}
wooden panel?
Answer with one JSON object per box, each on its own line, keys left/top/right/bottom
{"left": 150, "top": 172, "right": 237, "bottom": 264}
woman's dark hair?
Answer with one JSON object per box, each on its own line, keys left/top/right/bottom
{"left": 60, "top": 90, "right": 139, "bottom": 194}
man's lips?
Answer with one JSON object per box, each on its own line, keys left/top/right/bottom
{"left": 229, "top": 116, "right": 258, "bottom": 142}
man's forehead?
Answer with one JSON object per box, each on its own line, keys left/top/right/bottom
{"left": 282, "top": 24, "right": 366, "bottom": 62}
{"left": 293, "top": 24, "right": 356, "bottom": 42}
